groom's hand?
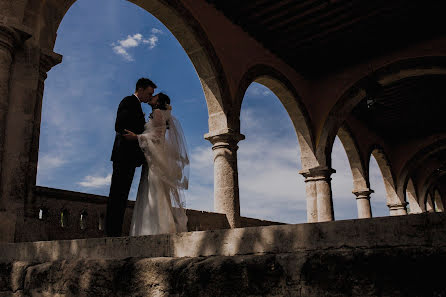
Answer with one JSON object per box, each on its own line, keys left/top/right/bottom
{"left": 123, "top": 129, "right": 138, "bottom": 141}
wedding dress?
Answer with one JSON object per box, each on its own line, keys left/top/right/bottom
{"left": 129, "top": 108, "right": 189, "bottom": 236}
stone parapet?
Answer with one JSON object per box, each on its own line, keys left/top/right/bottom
{"left": 2, "top": 212, "right": 445, "bottom": 262}
{"left": 14, "top": 186, "right": 281, "bottom": 242}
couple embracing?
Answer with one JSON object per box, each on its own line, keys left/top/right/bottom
{"left": 105, "top": 78, "right": 189, "bottom": 237}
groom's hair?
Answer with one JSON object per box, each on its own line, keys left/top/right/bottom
{"left": 135, "top": 78, "right": 157, "bottom": 91}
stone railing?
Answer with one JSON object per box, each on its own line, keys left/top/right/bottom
{"left": 14, "top": 186, "right": 282, "bottom": 242}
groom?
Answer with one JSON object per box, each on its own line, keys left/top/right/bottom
{"left": 105, "top": 77, "right": 157, "bottom": 237}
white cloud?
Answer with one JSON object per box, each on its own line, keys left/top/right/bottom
{"left": 78, "top": 173, "right": 112, "bottom": 188}
{"left": 112, "top": 44, "right": 134, "bottom": 61}
{"left": 143, "top": 35, "right": 159, "bottom": 50}
{"left": 112, "top": 33, "right": 143, "bottom": 61}
{"left": 119, "top": 33, "right": 142, "bottom": 47}
{"left": 37, "top": 155, "right": 66, "bottom": 172}
{"left": 151, "top": 28, "right": 163, "bottom": 34}
{"left": 112, "top": 30, "right": 161, "bottom": 61}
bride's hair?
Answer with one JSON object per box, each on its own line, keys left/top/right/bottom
{"left": 155, "top": 92, "right": 171, "bottom": 110}
{"left": 151, "top": 92, "right": 171, "bottom": 129}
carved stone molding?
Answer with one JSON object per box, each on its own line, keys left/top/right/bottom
{"left": 299, "top": 166, "right": 336, "bottom": 182}
{"left": 353, "top": 188, "right": 374, "bottom": 200}
{"left": 39, "top": 48, "right": 62, "bottom": 81}
{"left": 0, "top": 23, "right": 31, "bottom": 53}
{"left": 204, "top": 129, "right": 245, "bottom": 151}
{"left": 388, "top": 202, "right": 408, "bottom": 209}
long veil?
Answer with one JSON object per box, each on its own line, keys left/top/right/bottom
{"left": 134, "top": 109, "right": 189, "bottom": 233}
{"left": 162, "top": 113, "right": 189, "bottom": 231}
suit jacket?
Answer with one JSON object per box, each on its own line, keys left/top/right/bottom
{"left": 111, "top": 95, "right": 146, "bottom": 167}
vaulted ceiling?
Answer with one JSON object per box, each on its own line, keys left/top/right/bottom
{"left": 205, "top": 0, "right": 446, "bottom": 78}
{"left": 206, "top": 0, "right": 446, "bottom": 187}
{"left": 351, "top": 74, "right": 446, "bottom": 143}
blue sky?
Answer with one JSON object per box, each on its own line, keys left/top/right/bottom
{"left": 37, "top": 0, "right": 389, "bottom": 224}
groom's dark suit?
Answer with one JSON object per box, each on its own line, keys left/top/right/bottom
{"left": 106, "top": 94, "right": 146, "bottom": 236}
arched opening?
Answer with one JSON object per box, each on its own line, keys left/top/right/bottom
{"left": 331, "top": 136, "right": 358, "bottom": 220}
{"left": 79, "top": 210, "right": 88, "bottom": 230}
{"left": 234, "top": 66, "right": 314, "bottom": 223}
{"left": 406, "top": 178, "right": 422, "bottom": 214}
{"left": 434, "top": 189, "right": 444, "bottom": 212}
{"left": 332, "top": 125, "right": 372, "bottom": 220}
{"left": 38, "top": 208, "right": 48, "bottom": 220}
{"left": 369, "top": 154, "right": 389, "bottom": 217}
{"left": 238, "top": 82, "right": 304, "bottom": 223}
{"left": 60, "top": 209, "right": 69, "bottom": 228}
{"left": 98, "top": 213, "right": 105, "bottom": 231}
{"left": 426, "top": 193, "right": 435, "bottom": 212}
{"left": 397, "top": 139, "right": 446, "bottom": 205}
{"left": 36, "top": 0, "right": 214, "bottom": 213}
{"left": 235, "top": 66, "right": 316, "bottom": 170}
{"left": 369, "top": 149, "right": 402, "bottom": 217}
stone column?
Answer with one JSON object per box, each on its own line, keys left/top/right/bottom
{"left": 0, "top": 24, "right": 30, "bottom": 187}
{"left": 352, "top": 188, "right": 373, "bottom": 218}
{"left": 23, "top": 49, "right": 62, "bottom": 222}
{"left": 0, "top": 23, "right": 31, "bottom": 242}
{"left": 388, "top": 203, "right": 408, "bottom": 216}
{"left": 205, "top": 130, "right": 245, "bottom": 228}
{"left": 300, "top": 166, "right": 336, "bottom": 222}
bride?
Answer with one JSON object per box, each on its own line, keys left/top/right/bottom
{"left": 124, "top": 93, "right": 189, "bottom": 236}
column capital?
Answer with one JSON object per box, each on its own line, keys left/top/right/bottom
{"left": 39, "top": 48, "right": 63, "bottom": 80}
{"left": 204, "top": 129, "right": 245, "bottom": 149}
{"left": 352, "top": 188, "right": 374, "bottom": 200}
{"left": 388, "top": 202, "right": 408, "bottom": 216}
{"left": 299, "top": 166, "right": 336, "bottom": 181}
{"left": 0, "top": 22, "right": 31, "bottom": 52}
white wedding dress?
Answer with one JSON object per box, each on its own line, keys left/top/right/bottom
{"left": 129, "top": 109, "right": 189, "bottom": 236}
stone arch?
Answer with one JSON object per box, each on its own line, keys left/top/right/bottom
{"left": 425, "top": 192, "right": 435, "bottom": 212}
{"left": 406, "top": 178, "right": 423, "bottom": 213}
{"left": 419, "top": 170, "right": 446, "bottom": 211}
{"left": 336, "top": 124, "right": 368, "bottom": 191}
{"left": 32, "top": 0, "right": 231, "bottom": 133}
{"left": 434, "top": 189, "right": 444, "bottom": 212}
{"left": 397, "top": 138, "right": 446, "bottom": 204}
{"left": 369, "top": 146, "right": 405, "bottom": 213}
{"left": 235, "top": 64, "right": 316, "bottom": 169}
{"left": 316, "top": 57, "right": 446, "bottom": 167}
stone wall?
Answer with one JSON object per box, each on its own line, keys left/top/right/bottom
{"left": 0, "top": 213, "right": 445, "bottom": 296}
{"left": 14, "top": 186, "right": 282, "bottom": 242}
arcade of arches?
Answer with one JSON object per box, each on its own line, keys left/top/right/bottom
{"left": 0, "top": 0, "right": 445, "bottom": 242}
